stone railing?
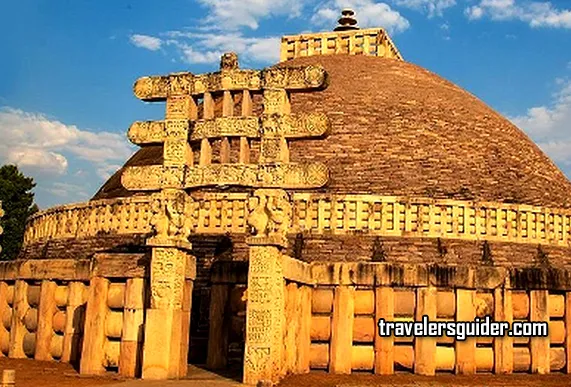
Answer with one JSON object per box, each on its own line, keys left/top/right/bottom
{"left": 280, "top": 28, "right": 403, "bottom": 62}
{"left": 22, "top": 193, "right": 250, "bottom": 246}
{"left": 23, "top": 197, "right": 154, "bottom": 245}
{"left": 23, "top": 193, "right": 571, "bottom": 248}
{"left": 306, "top": 262, "right": 570, "bottom": 375}
{"left": 208, "top": 259, "right": 571, "bottom": 376}
{"left": 292, "top": 194, "right": 571, "bottom": 247}
{"left": 0, "top": 253, "right": 195, "bottom": 377}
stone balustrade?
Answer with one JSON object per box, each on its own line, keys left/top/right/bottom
{"left": 208, "top": 259, "right": 571, "bottom": 377}
{"left": 293, "top": 194, "right": 571, "bottom": 247}
{"left": 23, "top": 197, "right": 154, "bottom": 244}
{"left": 280, "top": 28, "right": 403, "bottom": 62}
{"left": 23, "top": 194, "right": 571, "bottom": 249}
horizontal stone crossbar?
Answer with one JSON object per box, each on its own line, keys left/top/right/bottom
{"left": 127, "top": 113, "right": 330, "bottom": 145}
{"left": 0, "top": 253, "right": 196, "bottom": 281}
{"left": 210, "top": 259, "right": 571, "bottom": 291}
{"left": 121, "top": 163, "right": 329, "bottom": 190}
{"left": 133, "top": 66, "right": 328, "bottom": 101}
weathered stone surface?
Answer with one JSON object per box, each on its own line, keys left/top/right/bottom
{"left": 122, "top": 163, "right": 329, "bottom": 191}
{"left": 142, "top": 247, "right": 194, "bottom": 380}
{"left": 243, "top": 245, "right": 286, "bottom": 384}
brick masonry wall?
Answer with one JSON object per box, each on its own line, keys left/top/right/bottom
{"left": 94, "top": 55, "right": 571, "bottom": 208}
{"left": 285, "top": 234, "right": 571, "bottom": 268}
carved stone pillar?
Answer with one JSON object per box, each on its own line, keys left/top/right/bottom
{"left": 142, "top": 245, "right": 194, "bottom": 379}
{"left": 142, "top": 190, "right": 196, "bottom": 380}
{"left": 243, "top": 189, "right": 291, "bottom": 385}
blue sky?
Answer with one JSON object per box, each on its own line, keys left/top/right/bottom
{"left": 0, "top": 0, "right": 570, "bottom": 209}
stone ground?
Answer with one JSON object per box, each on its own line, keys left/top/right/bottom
{"left": 2, "top": 358, "right": 571, "bottom": 387}
{"left": 0, "top": 357, "right": 119, "bottom": 387}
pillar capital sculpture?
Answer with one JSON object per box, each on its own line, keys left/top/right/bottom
{"left": 146, "top": 190, "right": 194, "bottom": 250}
{"left": 246, "top": 189, "right": 292, "bottom": 248}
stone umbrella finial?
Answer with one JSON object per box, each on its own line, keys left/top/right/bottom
{"left": 334, "top": 8, "right": 359, "bottom": 31}
{"left": 220, "top": 52, "right": 239, "bottom": 71}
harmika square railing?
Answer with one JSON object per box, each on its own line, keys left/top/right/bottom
{"left": 280, "top": 28, "right": 403, "bottom": 62}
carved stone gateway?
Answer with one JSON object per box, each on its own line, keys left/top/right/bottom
{"left": 121, "top": 53, "right": 330, "bottom": 382}
{"left": 121, "top": 45, "right": 201, "bottom": 378}
{"left": 121, "top": 55, "right": 331, "bottom": 191}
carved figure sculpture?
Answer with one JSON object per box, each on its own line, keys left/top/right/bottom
{"left": 149, "top": 191, "right": 194, "bottom": 243}
{"left": 220, "top": 52, "right": 239, "bottom": 71}
{"left": 247, "top": 190, "right": 292, "bottom": 242}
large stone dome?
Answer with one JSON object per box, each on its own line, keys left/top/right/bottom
{"left": 94, "top": 54, "right": 571, "bottom": 208}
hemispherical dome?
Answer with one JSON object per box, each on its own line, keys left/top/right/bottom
{"left": 94, "top": 55, "right": 571, "bottom": 208}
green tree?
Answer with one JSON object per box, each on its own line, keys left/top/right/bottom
{"left": 0, "top": 165, "right": 38, "bottom": 260}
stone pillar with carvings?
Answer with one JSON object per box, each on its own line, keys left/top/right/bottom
{"left": 243, "top": 189, "right": 292, "bottom": 385}
{"left": 127, "top": 59, "right": 199, "bottom": 379}
{"left": 142, "top": 190, "right": 196, "bottom": 379}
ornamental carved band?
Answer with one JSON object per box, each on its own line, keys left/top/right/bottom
{"left": 150, "top": 247, "right": 187, "bottom": 309}
{"left": 128, "top": 113, "right": 330, "bottom": 144}
{"left": 122, "top": 163, "right": 328, "bottom": 190}
{"left": 121, "top": 53, "right": 331, "bottom": 192}
{"left": 132, "top": 65, "right": 328, "bottom": 100}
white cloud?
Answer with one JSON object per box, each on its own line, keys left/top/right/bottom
{"left": 510, "top": 79, "right": 571, "bottom": 167}
{"left": 6, "top": 148, "right": 68, "bottom": 175}
{"left": 312, "top": 0, "right": 410, "bottom": 34}
{"left": 466, "top": 5, "right": 484, "bottom": 19}
{"left": 465, "top": 0, "right": 571, "bottom": 28}
{"left": 165, "top": 32, "right": 281, "bottom": 65}
{"left": 175, "top": 44, "right": 223, "bottom": 64}
{"left": 538, "top": 140, "right": 571, "bottom": 166}
{"left": 197, "top": 0, "right": 304, "bottom": 30}
{"left": 129, "top": 34, "right": 162, "bottom": 51}
{"left": 46, "top": 182, "right": 89, "bottom": 199}
{"left": 131, "top": 1, "right": 410, "bottom": 66}
{"left": 394, "top": 0, "right": 456, "bottom": 17}
{"left": 0, "top": 107, "right": 133, "bottom": 177}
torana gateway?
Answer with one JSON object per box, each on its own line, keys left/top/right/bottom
{"left": 3, "top": 9, "right": 571, "bottom": 385}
